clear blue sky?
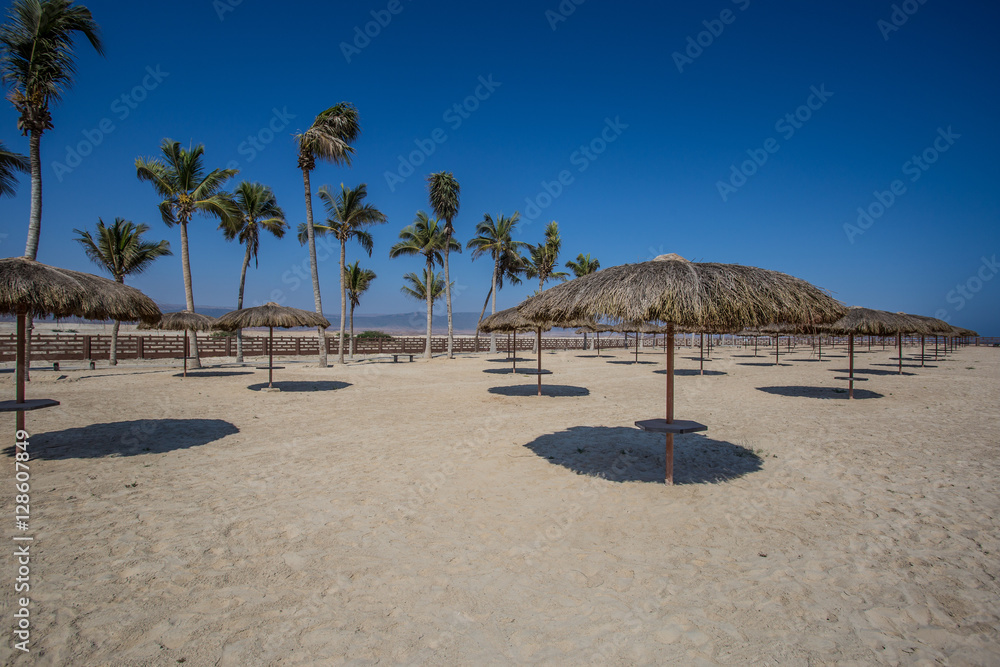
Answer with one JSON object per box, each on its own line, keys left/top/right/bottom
{"left": 2, "top": 0, "right": 998, "bottom": 334}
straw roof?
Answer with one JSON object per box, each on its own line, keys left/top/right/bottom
{"left": 138, "top": 310, "right": 216, "bottom": 332}
{"left": 821, "top": 307, "right": 927, "bottom": 335}
{"left": 0, "top": 256, "right": 161, "bottom": 323}
{"left": 517, "top": 253, "right": 845, "bottom": 330}
{"left": 952, "top": 326, "right": 978, "bottom": 337}
{"left": 901, "top": 313, "right": 951, "bottom": 335}
{"left": 214, "top": 302, "right": 330, "bottom": 330}
{"left": 479, "top": 307, "right": 552, "bottom": 333}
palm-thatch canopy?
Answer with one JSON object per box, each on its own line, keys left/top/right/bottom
{"left": 0, "top": 256, "right": 161, "bottom": 323}
{"left": 517, "top": 253, "right": 845, "bottom": 330}
{"left": 901, "top": 313, "right": 951, "bottom": 335}
{"left": 822, "top": 307, "right": 928, "bottom": 335}
{"left": 214, "top": 303, "right": 330, "bottom": 331}
{"left": 479, "top": 307, "right": 551, "bottom": 333}
{"left": 138, "top": 310, "right": 216, "bottom": 331}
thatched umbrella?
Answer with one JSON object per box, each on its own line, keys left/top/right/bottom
{"left": 901, "top": 313, "right": 950, "bottom": 365}
{"left": 138, "top": 310, "right": 217, "bottom": 378}
{"left": 0, "top": 257, "right": 161, "bottom": 434}
{"left": 576, "top": 322, "right": 616, "bottom": 357}
{"left": 820, "top": 307, "right": 928, "bottom": 398}
{"left": 518, "top": 253, "right": 845, "bottom": 483}
{"left": 214, "top": 303, "right": 330, "bottom": 390}
{"left": 480, "top": 307, "right": 550, "bottom": 375}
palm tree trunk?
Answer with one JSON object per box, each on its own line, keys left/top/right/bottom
{"left": 22, "top": 132, "right": 42, "bottom": 381}
{"left": 424, "top": 259, "right": 433, "bottom": 359}
{"left": 24, "top": 131, "right": 41, "bottom": 260}
{"left": 236, "top": 243, "right": 251, "bottom": 363}
{"left": 338, "top": 239, "right": 347, "bottom": 364}
{"left": 489, "top": 261, "right": 498, "bottom": 354}
{"left": 349, "top": 303, "right": 355, "bottom": 359}
{"left": 302, "top": 168, "right": 327, "bottom": 367}
{"left": 444, "top": 238, "right": 454, "bottom": 359}
{"left": 178, "top": 219, "right": 201, "bottom": 369}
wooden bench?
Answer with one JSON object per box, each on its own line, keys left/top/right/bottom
{"left": 392, "top": 354, "right": 415, "bottom": 363}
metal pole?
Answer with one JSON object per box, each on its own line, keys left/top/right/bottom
{"left": 848, "top": 335, "right": 855, "bottom": 400}
{"left": 699, "top": 332, "right": 704, "bottom": 375}
{"left": 268, "top": 326, "right": 274, "bottom": 388}
{"left": 665, "top": 322, "right": 675, "bottom": 485}
{"left": 15, "top": 311, "right": 26, "bottom": 434}
{"left": 536, "top": 327, "right": 542, "bottom": 397}
{"left": 897, "top": 333, "right": 902, "bottom": 375}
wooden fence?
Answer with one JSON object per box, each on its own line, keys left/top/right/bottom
{"left": 0, "top": 332, "right": 986, "bottom": 362}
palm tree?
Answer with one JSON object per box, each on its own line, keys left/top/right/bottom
{"left": 223, "top": 181, "right": 287, "bottom": 363}
{"left": 135, "top": 139, "right": 238, "bottom": 369}
{"left": 309, "top": 183, "right": 386, "bottom": 364}
{"left": 565, "top": 252, "right": 600, "bottom": 278}
{"left": 427, "top": 171, "right": 460, "bottom": 359}
{"left": 565, "top": 252, "right": 600, "bottom": 349}
{"left": 525, "top": 221, "right": 569, "bottom": 293}
{"left": 73, "top": 218, "right": 171, "bottom": 365}
{"left": 400, "top": 269, "right": 448, "bottom": 307}
{"left": 0, "top": 141, "right": 28, "bottom": 197}
{"left": 389, "top": 212, "right": 460, "bottom": 359}
{"left": 294, "top": 103, "right": 360, "bottom": 367}
{"left": 344, "top": 260, "right": 376, "bottom": 359}
{"left": 1, "top": 0, "right": 103, "bottom": 260}
{"left": 467, "top": 212, "right": 528, "bottom": 353}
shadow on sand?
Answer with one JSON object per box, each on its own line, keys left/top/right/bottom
{"left": 737, "top": 362, "right": 791, "bottom": 367}
{"left": 482, "top": 367, "right": 519, "bottom": 374}
{"left": 828, "top": 367, "right": 917, "bottom": 376}
{"left": 246, "top": 380, "right": 352, "bottom": 392}
{"left": 489, "top": 384, "right": 589, "bottom": 397}
{"left": 657, "top": 369, "right": 728, "bottom": 376}
{"left": 485, "top": 357, "right": 533, "bottom": 363}
{"left": 606, "top": 360, "right": 658, "bottom": 365}
{"left": 5, "top": 418, "right": 240, "bottom": 459}
{"left": 522, "top": 426, "right": 762, "bottom": 484}
{"left": 756, "top": 385, "right": 884, "bottom": 400}
{"left": 172, "top": 370, "right": 255, "bottom": 378}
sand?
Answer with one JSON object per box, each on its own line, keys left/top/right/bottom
{"left": 1, "top": 341, "right": 998, "bottom": 665}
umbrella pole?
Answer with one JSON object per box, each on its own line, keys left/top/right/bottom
{"left": 268, "top": 326, "right": 274, "bottom": 388}
{"left": 754, "top": 336, "right": 758, "bottom": 357}
{"left": 935, "top": 335, "right": 939, "bottom": 361}
{"left": 536, "top": 327, "right": 542, "bottom": 397}
{"left": 775, "top": 336, "right": 779, "bottom": 366}
{"left": 183, "top": 330, "right": 188, "bottom": 378}
{"left": 635, "top": 333, "right": 639, "bottom": 363}
{"left": 848, "top": 335, "right": 855, "bottom": 400}
{"left": 513, "top": 330, "right": 517, "bottom": 372}
{"left": 665, "top": 323, "right": 675, "bottom": 485}
{"left": 699, "top": 333, "right": 704, "bottom": 375}
{"left": 819, "top": 335, "right": 823, "bottom": 361}
{"left": 897, "top": 333, "right": 902, "bottom": 375}
{"left": 15, "top": 310, "right": 26, "bottom": 434}
{"left": 921, "top": 335, "right": 925, "bottom": 368}
{"left": 596, "top": 331, "right": 600, "bottom": 357}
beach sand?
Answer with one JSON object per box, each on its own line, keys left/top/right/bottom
{"left": 1, "top": 342, "right": 998, "bottom": 665}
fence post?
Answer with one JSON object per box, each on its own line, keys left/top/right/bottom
{"left": 137, "top": 336, "right": 145, "bottom": 360}
{"left": 82, "top": 335, "right": 92, "bottom": 361}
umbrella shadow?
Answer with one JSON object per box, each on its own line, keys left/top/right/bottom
{"left": 657, "top": 369, "right": 727, "bottom": 376}
{"left": 523, "top": 426, "right": 763, "bottom": 484}
{"left": 606, "top": 360, "right": 658, "bottom": 365}
{"left": 246, "top": 380, "right": 352, "bottom": 392}
{"left": 483, "top": 367, "right": 524, "bottom": 375}
{"left": 485, "top": 357, "right": 532, "bottom": 363}
{"left": 682, "top": 356, "right": 713, "bottom": 362}
{"left": 3, "top": 418, "right": 239, "bottom": 460}
{"left": 828, "top": 367, "right": 917, "bottom": 376}
{"left": 756, "top": 385, "right": 884, "bottom": 400}
{"left": 870, "top": 363, "right": 929, "bottom": 371}
{"left": 489, "top": 384, "right": 590, "bottom": 397}
{"left": 737, "top": 362, "right": 792, "bottom": 367}
{"left": 172, "top": 370, "right": 255, "bottom": 378}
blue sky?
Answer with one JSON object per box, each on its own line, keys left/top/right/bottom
{"left": 2, "top": 0, "right": 998, "bottom": 334}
